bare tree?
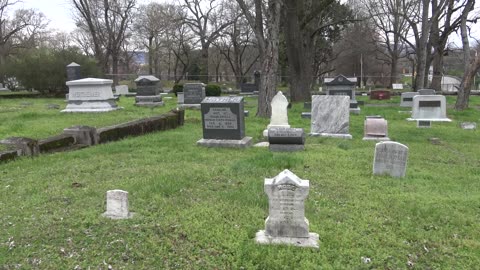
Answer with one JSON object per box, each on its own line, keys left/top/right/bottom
{"left": 364, "top": 0, "right": 409, "bottom": 87}
{"left": 455, "top": 0, "right": 478, "bottom": 110}
{"left": 213, "top": 2, "right": 259, "bottom": 89}
{"left": 181, "top": 0, "right": 235, "bottom": 83}
{"left": 285, "top": 0, "right": 354, "bottom": 102}
{"left": 72, "top": 0, "right": 136, "bottom": 84}
{"left": 0, "top": 0, "right": 48, "bottom": 81}
{"left": 236, "top": 0, "right": 283, "bottom": 117}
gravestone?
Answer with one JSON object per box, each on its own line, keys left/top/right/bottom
{"left": 370, "top": 90, "right": 391, "bottom": 100}
{"left": 363, "top": 116, "right": 390, "bottom": 141}
{"left": 102, "top": 190, "right": 133, "bottom": 219}
{"left": 418, "top": 89, "right": 436, "bottom": 95}
{"left": 417, "top": 120, "right": 431, "bottom": 128}
{"left": 256, "top": 169, "right": 319, "bottom": 248}
{"left": 392, "top": 83, "right": 403, "bottom": 90}
{"left": 66, "top": 62, "right": 81, "bottom": 81}
{"left": 177, "top": 92, "right": 184, "bottom": 104}
{"left": 0, "top": 137, "right": 39, "bottom": 156}
{"left": 268, "top": 128, "right": 305, "bottom": 152}
{"left": 115, "top": 85, "right": 129, "bottom": 95}
{"left": 197, "top": 96, "right": 252, "bottom": 148}
{"left": 263, "top": 91, "right": 290, "bottom": 136}
{"left": 325, "top": 74, "right": 360, "bottom": 114}
{"left": 310, "top": 95, "right": 352, "bottom": 139}
{"left": 62, "top": 78, "right": 121, "bottom": 112}
{"left": 460, "top": 122, "right": 476, "bottom": 130}
{"left": 0, "top": 83, "right": 9, "bottom": 91}
{"left": 134, "top": 75, "right": 163, "bottom": 107}
{"left": 400, "top": 92, "right": 417, "bottom": 107}
{"left": 373, "top": 141, "right": 408, "bottom": 178}
{"left": 240, "top": 83, "right": 257, "bottom": 93}
{"left": 408, "top": 95, "right": 451, "bottom": 122}
{"left": 183, "top": 83, "right": 205, "bottom": 108}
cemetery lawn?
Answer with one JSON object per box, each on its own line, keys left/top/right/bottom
{"left": 1, "top": 95, "right": 479, "bottom": 269}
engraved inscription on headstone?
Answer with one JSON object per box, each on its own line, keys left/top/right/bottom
{"left": 184, "top": 83, "right": 205, "bottom": 104}
{"left": 419, "top": 101, "right": 441, "bottom": 107}
{"left": 373, "top": 141, "right": 408, "bottom": 178}
{"left": 409, "top": 95, "right": 450, "bottom": 121}
{"left": 204, "top": 107, "right": 238, "bottom": 129}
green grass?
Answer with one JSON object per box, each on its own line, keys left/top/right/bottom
{"left": 0, "top": 95, "right": 479, "bottom": 269}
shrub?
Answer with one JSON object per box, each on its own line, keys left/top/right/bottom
{"left": 172, "top": 84, "right": 183, "bottom": 96}
{"left": 206, "top": 84, "right": 221, "bottom": 96}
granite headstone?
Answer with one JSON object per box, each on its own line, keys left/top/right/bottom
{"left": 400, "top": 92, "right": 417, "bottom": 107}
{"left": 268, "top": 128, "right": 305, "bottom": 152}
{"left": 310, "top": 95, "right": 352, "bottom": 139}
{"left": 62, "top": 78, "right": 121, "bottom": 112}
{"left": 408, "top": 95, "right": 451, "bottom": 122}
{"left": 183, "top": 83, "right": 205, "bottom": 107}
{"left": 363, "top": 117, "right": 390, "bottom": 141}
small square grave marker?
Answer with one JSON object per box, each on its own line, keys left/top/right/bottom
{"left": 103, "top": 190, "right": 133, "bottom": 219}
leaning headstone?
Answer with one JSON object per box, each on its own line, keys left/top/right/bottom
{"left": 66, "top": 62, "right": 81, "bottom": 81}
{"left": 62, "top": 78, "right": 121, "bottom": 112}
{"left": 197, "top": 96, "right": 252, "bottom": 148}
{"left": 460, "top": 122, "right": 476, "bottom": 130}
{"left": 324, "top": 74, "right": 360, "bottom": 114}
{"left": 102, "top": 190, "right": 133, "bottom": 219}
{"left": 134, "top": 75, "right": 163, "bottom": 107}
{"left": 256, "top": 169, "right": 319, "bottom": 248}
{"left": 400, "top": 92, "right": 417, "bottom": 107}
{"left": 115, "top": 85, "right": 129, "bottom": 95}
{"left": 363, "top": 116, "right": 390, "bottom": 141}
{"left": 418, "top": 89, "right": 436, "bottom": 95}
{"left": 268, "top": 128, "right": 305, "bottom": 152}
{"left": 183, "top": 83, "right": 205, "bottom": 108}
{"left": 408, "top": 95, "right": 451, "bottom": 122}
{"left": 263, "top": 91, "right": 290, "bottom": 136}
{"left": 373, "top": 141, "right": 408, "bottom": 178}
{"left": 310, "top": 95, "right": 352, "bottom": 139}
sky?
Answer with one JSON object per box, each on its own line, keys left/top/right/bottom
{"left": 15, "top": 0, "right": 479, "bottom": 47}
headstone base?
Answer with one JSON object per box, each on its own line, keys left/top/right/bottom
{"left": 309, "top": 133, "right": 352, "bottom": 139}
{"left": 350, "top": 108, "right": 361, "bottom": 115}
{"left": 102, "top": 212, "right": 135, "bottom": 220}
{"left": 301, "top": 112, "right": 311, "bottom": 119}
{"left": 135, "top": 102, "right": 164, "bottom": 107}
{"left": 255, "top": 230, "right": 319, "bottom": 248}
{"left": 62, "top": 101, "right": 122, "bottom": 113}
{"left": 362, "top": 136, "right": 390, "bottom": 141}
{"left": 197, "top": 137, "right": 253, "bottom": 148}
{"left": 181, "top": 104, "right": 201, "bottom": 109}
{"left": 406, "top": 118, "right": 451, "bottom": 122}
{"left": 398, "top": 110, "right": 412, "bottom": 114}
{"left": 135, "top": 95, "right": 164, "bottom": 107}
{"left": 269, "top": 144, "right": 304, "bottom": 152}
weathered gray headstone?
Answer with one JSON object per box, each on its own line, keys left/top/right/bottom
{"left": 400, "top": 92, "right": 417, "bottom": 107}
{"left": 134, "top": 75, "right": 163, "bottom": 107}
{"left": 256, "top": 169, "right": 319, "bottom": 248}
{"left": 102, "top": 190, "right": 133, "bottom": 219}
{"left": 177, "top": 92, "right": 184, "bottom": 104}
{"left": 418, "top": 89, "right": 436, "bottom": 95}
{"left": 373, "top": 141, "right": 408, "bottom": 178}
{"left": 115, "top": 85, "right": 129, "bottom": 95}
{"left": 183, "top": 83, "right": 205, "bottom": 108}
{"left": 62, "top": 78, "right": 121, "bottom": 112}
{"left": 263, "top": 91, "right": 290, "bottom": 136}
{"left": 363, "top": 117, "right": 390, "bottom": 141}
{"left": 460, "top": 122, "right": 476, "bottom": 130}
{"left": 310, "top": 95, "right": 352, "bottom": 139}
{"left": 392, "top": 83, "right": 403, "bottom": 90}
{"left": 197, "top": 96, "right": 252, "bottom": 148}
{"left": 268, "top": 128, "right": 305, "bottom": 152}
{"left": 408, "top": 95, "right": 451, "bottom": 122}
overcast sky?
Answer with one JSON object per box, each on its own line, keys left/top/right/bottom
{"left": 16, "top": 0, "right": 478, "bottom": 47}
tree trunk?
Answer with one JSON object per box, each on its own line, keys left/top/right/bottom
{"left": 414, "top": 0, "right": 430, "bottom": 91}
{"left": 148, "top": 36, "right": 154, "bottom": 75}
{"left": 200, "top": 45, "right": 209, "bottom": 84}
{"left": 111, "top": 53, "right": 119, "bottom": 86}
{"left": 430, "top": 49, "right": 444, "bottom": 92}
{"left": 284, "top": 0, "right": 313, "bottom": 102}
{"left": 256, "top": 0, "right": 283, "bottom": 117}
